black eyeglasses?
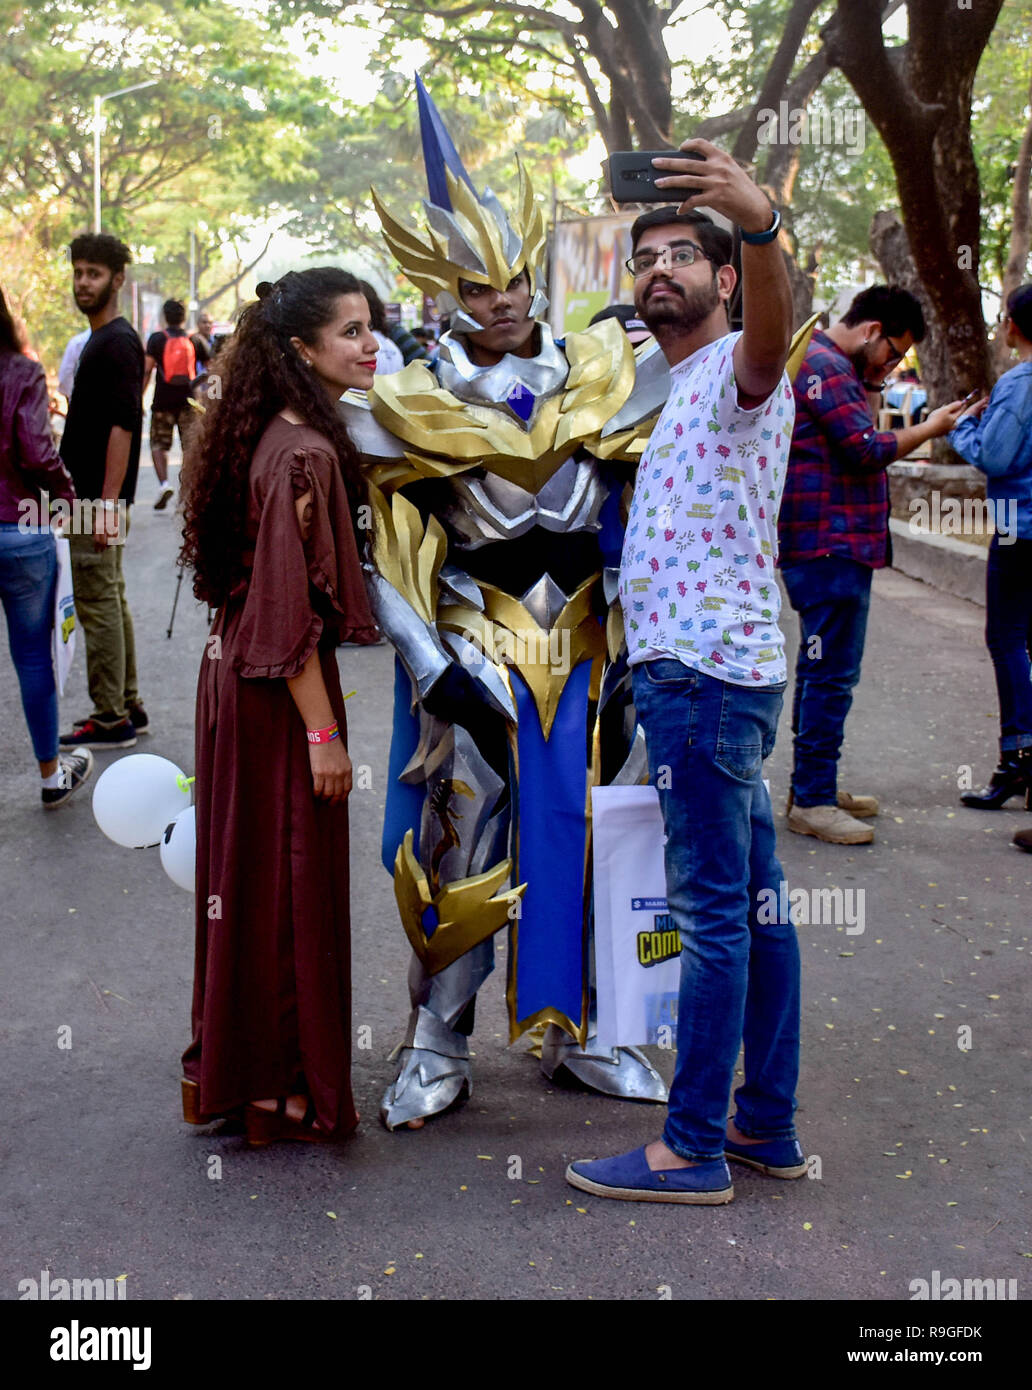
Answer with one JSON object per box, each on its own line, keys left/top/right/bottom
{"left": 880, "top": 333, "right": 908, "bottom": 368}
{"left": 626, "top": 241, "right": 710, "bottom": 278}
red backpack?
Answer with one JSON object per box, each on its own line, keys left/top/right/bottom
{"left": 161, "top": 332, "right": 197, "bottom": 388}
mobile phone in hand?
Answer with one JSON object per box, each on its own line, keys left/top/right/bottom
{"left": 960, "top": 388, "right": 981, "bottom": 406}
{"left": 605, "top": 149, "right": 705, "bottom": 204}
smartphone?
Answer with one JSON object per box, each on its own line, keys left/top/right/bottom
{"left": 605, "top": 149, "right": 705, "bottom": 204}
{"left": 961, "top": 388, "right": 981, "bottom": 405}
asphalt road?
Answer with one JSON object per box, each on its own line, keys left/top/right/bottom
{"left": 1, "top": 455, "right": 1029, "bottom": 1305}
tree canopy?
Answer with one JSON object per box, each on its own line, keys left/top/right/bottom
{"left": 2, "top": 0, "right": 1029, "bottom": 394}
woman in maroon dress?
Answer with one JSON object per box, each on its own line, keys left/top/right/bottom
{"left": 178, "top": 268, "right": 379, "bottom": 1144}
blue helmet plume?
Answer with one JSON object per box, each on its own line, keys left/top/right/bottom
{"left": 416, "top": 73, "right": 477, "bottom": 211}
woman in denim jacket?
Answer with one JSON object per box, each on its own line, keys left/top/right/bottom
{"left": 0, "top": 288, "right": 92, "bottom": 808}
{"left": 949, "top": 284, "right": 1032, "bottom": 830}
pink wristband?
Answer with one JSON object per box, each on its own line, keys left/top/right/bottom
{"left": 306, "top": 722, "right": 339, "bottom": 745}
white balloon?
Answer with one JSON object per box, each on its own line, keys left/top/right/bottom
{"left": 160, "top": 806, "right": 196, "bottom": 892}
{"left": 92, "top": 754, "right": 192, "bottom": 849}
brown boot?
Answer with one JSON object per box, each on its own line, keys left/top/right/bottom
{"left": 786, "top": 790, "right": 878, "bottom": 820}
{"left": 787, "top": 803, "right": 874, "bottom": 845}
{"left": 1013, "top": 828, "right": 1032, "bottom": 853}
{"left": 836, "top": 790, "right": 879, "bottom": 818}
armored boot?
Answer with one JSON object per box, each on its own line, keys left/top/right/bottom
{"left": 380, "top": 940, "right": 494, "bottom": 1129}
{"left": 539, "top": 1023, "right": 668, "bottom": 1103}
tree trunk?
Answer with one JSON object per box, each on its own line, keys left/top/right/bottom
{"left": 870, "top": 209, "right": 950, "bottom": 391}
{"left": 785, "top": 242, "right": 821, "bottom": 325}
{"left": 722, "top": 1, "right": 902, "bottom": 328}
{"left": 575, "top": 0, "right": 672, "bottom": 149}
{"left": 824, "top": 0, "right": 1004, "bottom": 395}
{"left": 731, "top": 0, "right": 827, "bottom": 165}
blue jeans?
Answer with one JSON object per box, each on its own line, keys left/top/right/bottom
{"left": 0, "top": 524, "right": 58, "bottom": 761}
{"left": 780, "top": 554, "right": 873, "bottom": 807}
{"left": 632, "top": 660, "right": 800, "bottom": 1161}
{"left": 985, "top": 535, "right": 1032, "bottom": 753}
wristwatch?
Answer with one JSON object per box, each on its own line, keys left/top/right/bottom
{"left": 740, "top": 208, "right": 781, "bottom": 245}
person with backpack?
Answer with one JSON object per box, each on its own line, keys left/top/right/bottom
{"left": 144, "top": 299, "right": 197, "bottom": 510}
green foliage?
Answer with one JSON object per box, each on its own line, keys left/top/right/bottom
{"left": 972, "top": 0, "right": 1032, "bottom": 291}
{"left": 3, "top": 0, "right": 1027, "bottom": 367}
{"left": 0, "top": 0, "right": 341, "bottom": 364}
{"left": 277, "top": 67, "right": 594, "bottom": 277}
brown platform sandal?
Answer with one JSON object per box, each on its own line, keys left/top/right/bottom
{"left": 181, "top": 1078, "right": 205, "bottom": 1124}
{"left": 181, "top": 1078, "right": 244, "bottom": 1126}
{"left": 244, "top": 1096, "right": 334, "bottom": 1147}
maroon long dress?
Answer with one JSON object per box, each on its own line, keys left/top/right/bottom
{"left": 182, "top": 417, "right": 377, "bottom": 1135}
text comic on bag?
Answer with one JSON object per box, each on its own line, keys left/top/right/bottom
{"left": 592, "top": 785, "right": 680, "bottom": 1049}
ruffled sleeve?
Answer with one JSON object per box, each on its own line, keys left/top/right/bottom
{"left": 235, "top": 442, "right": 378, "bottom": 680}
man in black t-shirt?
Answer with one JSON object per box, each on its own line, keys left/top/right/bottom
{"left": 144, "top": 298, "right": 197, "bottom": 510}
{"left": 59, "top": 233, "right": 148, "bottom": 750}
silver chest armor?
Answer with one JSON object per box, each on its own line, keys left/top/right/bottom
{"left": 437, "top": 454, "right": 609, "bottom": 547}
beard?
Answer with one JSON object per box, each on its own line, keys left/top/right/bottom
{"left": 75, "top": 275, "right": 116, "bottom": 317}
{"left": 637, "top": 274, "right": 721, "bottom": 338}
{"left": 849, "top": 339, "right": 883, "bottom": 385}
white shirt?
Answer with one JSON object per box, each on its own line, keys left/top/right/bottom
{"left": 619, "top": 331, "right": 795, "bottom": 687}
{"left": 58, "top": 329, "right": 91, "bottom": 399}
{"left": 373, "top": 331, "right": 404, "bottom": 375}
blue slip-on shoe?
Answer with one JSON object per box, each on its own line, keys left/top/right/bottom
{"left": 724, "top": 1135, "right": 807, "bottom": 1178}
{"left": 565, "top": 1145, "right": 733, "bottom": 1205}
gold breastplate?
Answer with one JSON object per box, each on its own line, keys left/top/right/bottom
{"left": 368, "top": 319, "right": 637, "bottom": 494}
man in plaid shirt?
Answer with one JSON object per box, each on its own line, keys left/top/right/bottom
{"left": 778, "top": 286, "right": 965, "bottom": 844}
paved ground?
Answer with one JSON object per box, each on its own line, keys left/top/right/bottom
{"left": 1, "top": 454, "right": 1029, "bottom": 1304}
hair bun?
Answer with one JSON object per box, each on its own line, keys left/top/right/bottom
{"left": 255, "top": 281, "right": 275, "bottom": 300}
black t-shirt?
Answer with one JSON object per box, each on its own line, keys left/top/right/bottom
{"left": 190, "top": 333, "right": 213, "bottom": 374}
{"left": 60, "top": 317, "right": 144, "bottom": 504}
{"left": 146, "top": 327, "right": 195, "bottom": 410}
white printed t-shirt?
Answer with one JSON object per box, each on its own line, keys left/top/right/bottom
{"left": 619, "top": 331, "right": 794, "bottom": 686}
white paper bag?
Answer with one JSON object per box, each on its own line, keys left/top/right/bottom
{"left": 51, "top": 534, "right": 76, "bottom": 696}
{"left": 591, "top": 784, "right": 681, "bottom": 1049}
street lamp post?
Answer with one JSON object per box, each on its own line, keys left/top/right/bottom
{"left": 93, "top": 80, "right": 159, "bottom": 233}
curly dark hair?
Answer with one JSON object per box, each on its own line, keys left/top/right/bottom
{"left": 69, "top": 233, "right": 132, "bottom": 273}
{"left": 179, "top": 267, "right": 370, "bottom": 609}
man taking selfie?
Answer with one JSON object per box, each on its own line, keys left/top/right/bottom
{"left": 567, "top": 141, "right": 804, "bottom": 1204}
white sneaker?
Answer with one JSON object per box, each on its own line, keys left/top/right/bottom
{"left": 787, "top": 803, "right": 874, "bottom": 844}
{"left": 154, "top": 484, "right": 175, "bottom": 511}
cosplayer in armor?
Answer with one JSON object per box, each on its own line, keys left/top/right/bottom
{"left": 343, "top": 82, "right": 674, "bottom": 1129}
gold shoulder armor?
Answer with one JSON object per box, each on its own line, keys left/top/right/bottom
{"left": 787, "top": 312, "right": 821, "bottom": 383}
{"left": 557, "top": 317, "right": 636, "bottom": 451}
{"left": 370, "top": 361, "right": 569, "bottom": 490}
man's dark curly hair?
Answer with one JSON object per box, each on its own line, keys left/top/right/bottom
{"left": 179, "top": 266, "right": 370, "bottom": 610}
{"left": 68, "top": 233, "right": 132, "bottom": 274}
